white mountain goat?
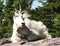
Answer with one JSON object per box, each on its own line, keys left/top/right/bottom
{"left": 11, "top": 11, "right": 52, "bottom": 43}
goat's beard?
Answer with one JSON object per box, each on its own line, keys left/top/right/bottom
{"left": 17, "top": 24, "right": 31, "bottom": 39}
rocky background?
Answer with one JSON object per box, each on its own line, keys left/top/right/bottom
{"left": 0, "top": 37, "right": 60, "bottom": 46}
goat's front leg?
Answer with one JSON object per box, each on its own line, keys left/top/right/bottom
{"left": 11, "top": 23, "right": 21, "bottom": 43}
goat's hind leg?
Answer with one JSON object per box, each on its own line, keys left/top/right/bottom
{"left": 43, "top": 31, "right": 52, "bottom": 39}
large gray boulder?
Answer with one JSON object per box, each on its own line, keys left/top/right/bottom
{"left": 0, "top": 37, "right": 60, "bottom": 46}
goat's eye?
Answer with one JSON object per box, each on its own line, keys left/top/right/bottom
{"left": 21, "top": 16, "right": 24, "bottom": 20}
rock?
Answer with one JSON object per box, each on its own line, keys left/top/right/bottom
{"left": 0, "top": 37, "right": 11, "bottom": 45}
{"left": 0, "top": 37, "right": 60, "bottom": 46}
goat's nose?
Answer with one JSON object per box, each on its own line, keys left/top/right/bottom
{"left": 22, "top": 23, "right": 25, "bottom": 25}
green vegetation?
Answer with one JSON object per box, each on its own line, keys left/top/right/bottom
{"left": 0, "top": 0, "right": 60, "bottom": 39}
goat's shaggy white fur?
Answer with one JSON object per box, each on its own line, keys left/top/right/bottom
{"left": 24, "top": 18, "right": 52, "bottom": 41}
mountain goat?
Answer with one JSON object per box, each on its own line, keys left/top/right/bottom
{"left": 11, "top": 11, "right": 52, "bottom": 43}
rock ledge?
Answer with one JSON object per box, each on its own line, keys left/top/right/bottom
{"left": 0, "top": 37, "right": 60, "bottom": 46}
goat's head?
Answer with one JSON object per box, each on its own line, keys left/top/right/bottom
{"left": 13, "top": 11, "right": 30, "bottom": 27}
{"left": 13, "top": 11, "right": 25, "bottom": 27}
